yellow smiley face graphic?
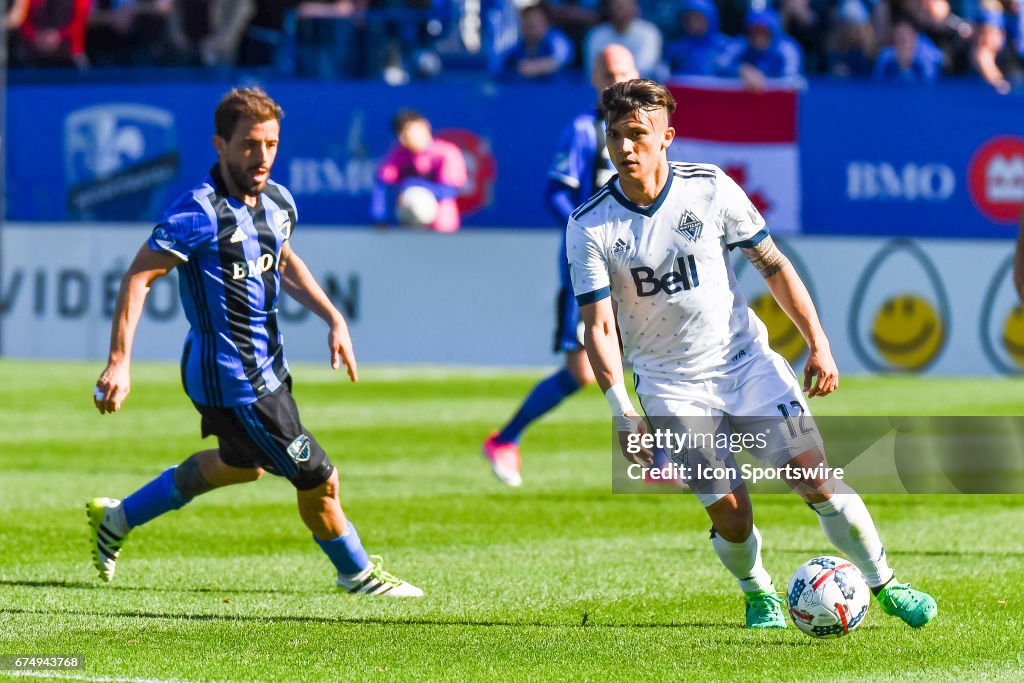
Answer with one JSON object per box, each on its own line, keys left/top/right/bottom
{"left": 751, "top": 292, "right": 806, "bottom": 363}
{"left": 1001, "top": 304, "right": 1024, "bottom": 368}
{"left": 871, "top": 295, "right": 945, "bottom": 371}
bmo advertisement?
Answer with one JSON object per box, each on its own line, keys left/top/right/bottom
{"left": 800, "top": 80, "right": 1023, "bottom": 239}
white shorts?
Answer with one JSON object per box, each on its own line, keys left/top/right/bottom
{"left": 635, "top": 350, "right": 826, "bottom": 506}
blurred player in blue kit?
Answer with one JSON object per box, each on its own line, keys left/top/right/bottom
{"left": 482, "top": 45, "right": 640, "bottom": 486}
{"left": 87, "top": 87, "right": 421, "bottom": 597}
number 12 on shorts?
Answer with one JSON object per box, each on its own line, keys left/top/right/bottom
{"left": 777, "top": 401, "right": 814, "bottom": 439}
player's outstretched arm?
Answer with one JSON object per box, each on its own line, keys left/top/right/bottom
{"left": 278, "top": 242, "right": 358, "bottom": 382}
{"left": 581, "top": 298, "right": 652, "bottom": 465}
{"left": 95, "top": 245, "right": 181, "bottom": 414}
{"left": 742, "top": 236, "right": 838, "bottom": 397}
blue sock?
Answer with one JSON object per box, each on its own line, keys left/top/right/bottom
{"left": 314, "top": 522, "right": 371, "bottom": 576}
{"left": 496, "top": 368, "right": 580, "bottom": 444}
{"left": 122, "top": 467, "right": 191, "bottom": 529}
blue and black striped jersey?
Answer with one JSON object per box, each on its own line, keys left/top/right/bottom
{"left": 148, "top": 166, "right": 298, "bottom": 407}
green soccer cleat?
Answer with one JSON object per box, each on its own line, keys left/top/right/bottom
{"left": 876, "top": 582, "right": 937, "bottom": 628}
{"left": 745, "top": 589, "right": 788, "bottom": 629}
{"left": 86, "top": 497, "right": 129, "bottom": 582}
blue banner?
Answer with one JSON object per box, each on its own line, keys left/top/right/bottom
{"left": 7, "top": 78, "right": 1024, "bottom": 236}
{"left": 7, "top": 80, "right": 594, "bottom": 228}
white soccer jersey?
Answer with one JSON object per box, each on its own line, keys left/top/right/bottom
{"left": 567, "top": 162, "right": 773, "bottom": 386}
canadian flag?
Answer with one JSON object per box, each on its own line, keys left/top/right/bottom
{"left": 667, "top": 81, "right": 801, "bottom": 234}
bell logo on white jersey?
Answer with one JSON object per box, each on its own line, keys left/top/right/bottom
{"left": 630, "top": 255, "right": 700, "bottom": 297}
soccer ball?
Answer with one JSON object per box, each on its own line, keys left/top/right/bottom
{"left": 396, "top": 185, "right": 439, "bottom": 227}
{"left": 786, "top": 556, "right": 870, "bottom": 638}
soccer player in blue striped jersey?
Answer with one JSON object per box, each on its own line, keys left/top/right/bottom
{"left": 482, "top": 45, "right": 639, "bottom": 486}
{"left": 87, "top": 87, "right": 421, "bottom": 597}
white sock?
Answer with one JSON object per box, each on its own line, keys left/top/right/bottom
{"left": 711, "top": 525, "right": 774, "bottom": 593}
{"left": 811, "top": 484, "right": 894, "bottom": 588}
{"left": 110, "top": 499, "right": 130, "bottom": 536}
{"left": 337, "top": 562, "right": 374, "bottom": 588}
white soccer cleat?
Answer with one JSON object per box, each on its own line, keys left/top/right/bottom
{"left": 338, "top": 556, "right": 424, "bottom": 597}
{"left": 86, "top": 497, "right": 129, "bottom": 582}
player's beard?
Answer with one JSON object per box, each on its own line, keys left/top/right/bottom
{"left": 227, "top": 160, "right": 267, "bottom": 196}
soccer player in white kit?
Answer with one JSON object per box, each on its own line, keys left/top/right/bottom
{"left": 567, "top": 79, "right": 937, "bottom": 629}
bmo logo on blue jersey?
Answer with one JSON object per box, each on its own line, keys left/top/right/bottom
{"left": 631, "top": 255, "right": 700, "bottom": 296}
{"left": 231, "top": 254, "right": 277, "bottom": 280}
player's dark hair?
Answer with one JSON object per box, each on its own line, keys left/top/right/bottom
{"left": 392, "top": 109, "right": 429, "bottom": 135}
{"left": 214, "top": 87, "right": 284, "bottom": 140}
{"left": 601, "top": 79, "right": 676, "bottom": 126}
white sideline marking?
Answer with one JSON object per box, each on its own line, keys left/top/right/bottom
{"left": 11, "top": 672, "right": 239, "bottom": 683}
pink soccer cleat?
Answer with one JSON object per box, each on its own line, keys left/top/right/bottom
{"left": 482, "top": 431, "right": 522, "bottom": 487}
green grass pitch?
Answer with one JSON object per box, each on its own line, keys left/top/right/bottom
{"left": 1, "top": 360, "right": 1022, "bottom": 682}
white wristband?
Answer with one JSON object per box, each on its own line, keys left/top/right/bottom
{"left": 613, "top": 414, "right": 640, "bottom": 434}
{"left": 605, "top": 383, "right": 635, "bottom": 416}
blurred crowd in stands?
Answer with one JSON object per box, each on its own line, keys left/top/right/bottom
{"left": 4, "top": 0, "right": 1022, "bottom": 92}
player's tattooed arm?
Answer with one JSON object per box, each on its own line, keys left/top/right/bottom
{"left": 741, "top": 236, "right": 790, "bottom": 279}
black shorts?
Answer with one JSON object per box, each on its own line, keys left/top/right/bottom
{"left": 194, "top": 380, "right": 334, "bottom": 491}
